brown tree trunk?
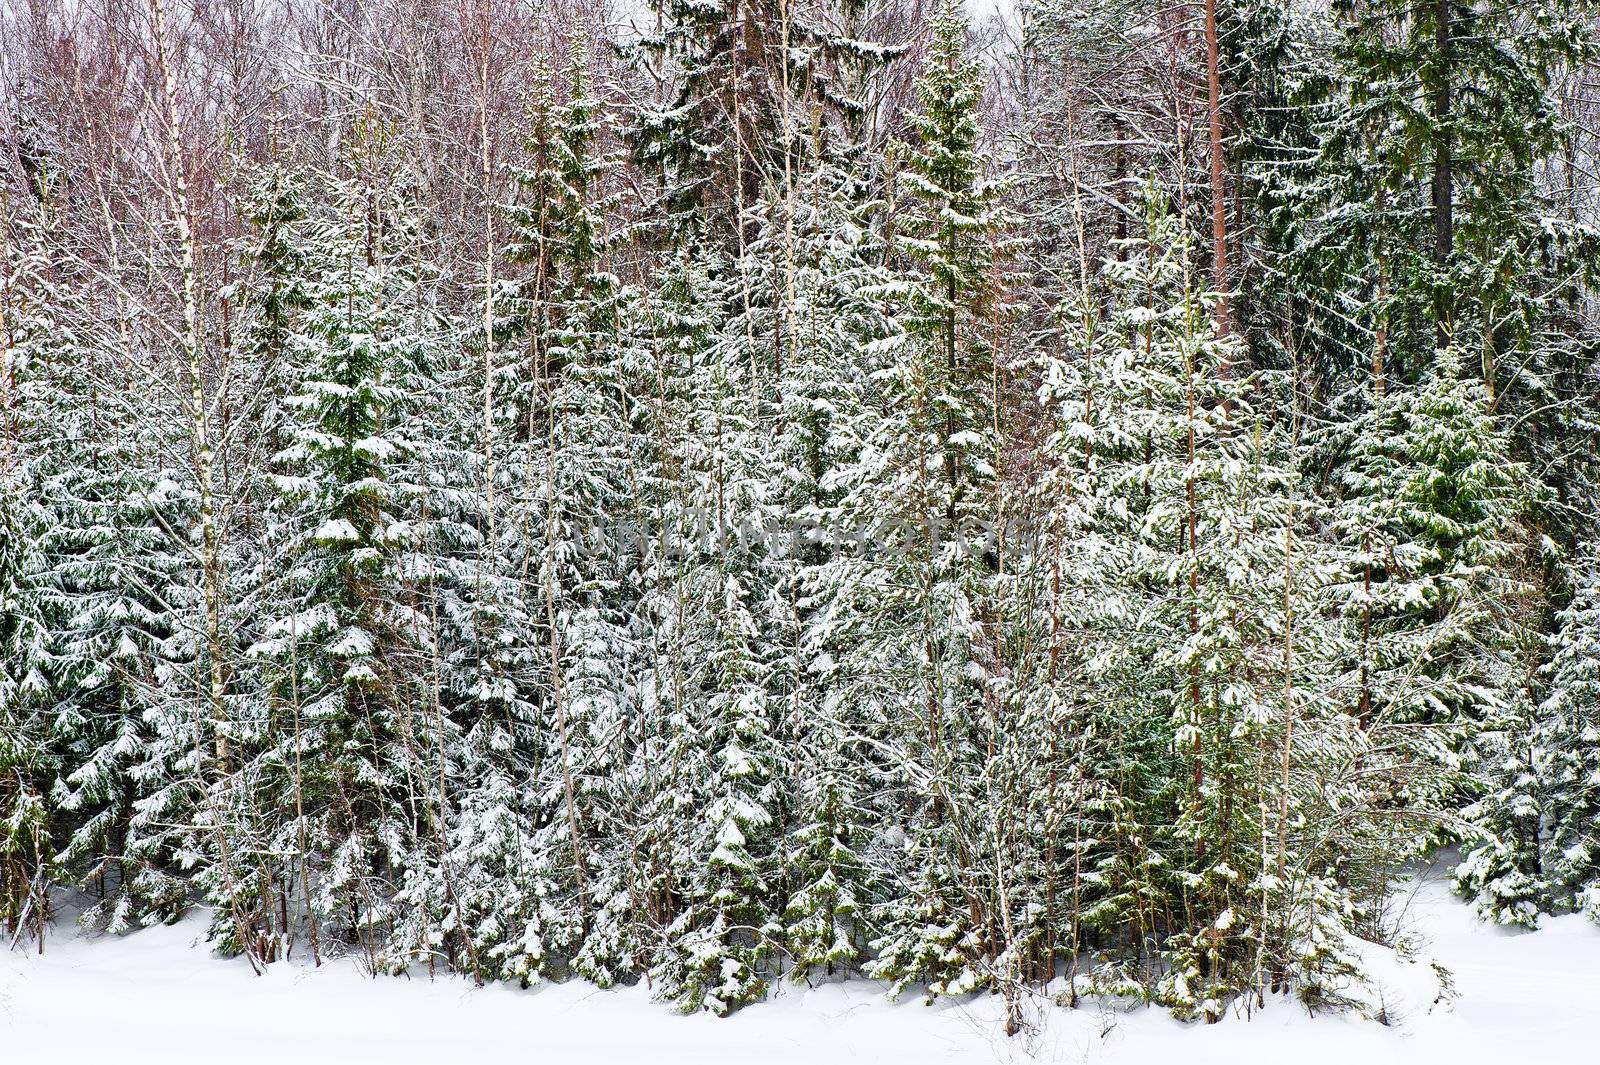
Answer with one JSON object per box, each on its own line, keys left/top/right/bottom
{"left": 1204, "top": 0, "right": 1231, "bottom": 353}
{"left": 1433, "top": 0, "right": 1454, "bottom": 346}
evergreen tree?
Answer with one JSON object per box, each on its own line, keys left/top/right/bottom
{"left": 1327, "top": 0, "right": 1591, "bottom": 379}
{"left": 40, "top": 264, "right": 193, "bottom": 936}
{"left": 7, "top": 0, "right": 1600, "bottom": 1030}
{"left": 1328, "top": 353, "right": 1536, "bottom": 912}
{"left": 523, "top": 47, "right": 643, "bottom": 984}
{"left": 1533, "top": 548, "right": 1600, "bottom": 918}
{"left": 250, "top": 118, "right": 435, "bottom": 960}
{"left": 631, "top": 0, "right": 896, "bottom": 238}
{"left": 859, "top": 1, "right": 1011, "bottom": 1001}
{"left": 646, "top": 247, "right": 786, "bottom": 1013}
{"left": 0, "top": 192, "right": 58, "bottom": 943}
{"left": 772, "top": 161, "right": 898, "bottom": 982}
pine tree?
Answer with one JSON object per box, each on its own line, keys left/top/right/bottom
{"left": 858, "top": 1, "right": 1011, "bottom": 1001}
{"left": 772, "top": 162, "right": 898, "bottom": 981}
{"left": 0, "top": 191, "right": 59, "bottom": 943}
{"left": 1328, "top": 353, "right": 1536, "bottom": 902}
{"left": 631, "top": 0, "right": 896, "bottom": 239}
{"left": 250, "top": 117, "right": 435, "bottom": 961}
{"left": 1094, "top": 198, "right": 1261, "bottom": 1017}
{"left": 1533, "top": 548, "right": 1600, "bottom": 918}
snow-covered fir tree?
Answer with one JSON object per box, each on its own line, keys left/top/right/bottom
{"left": 0, "top": 193, "right": 58, "bottom": 944}
{"left": 6, "top": 0, "right": 1600, "bottom": 1035}
{"left": 856, "top": 0, "right": 1014, "bottom": 1003}
{"left": 1532, "top": 547, "right": 1600, "bottom": 920}
{"left": 1323, "top": 352, "right": 1536, "bottom": 923}
{"left": 249, "top": 117, "right": 437, "bottom": 963}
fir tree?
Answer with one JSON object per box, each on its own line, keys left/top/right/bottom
{"left": 860, "top": 1, "right": 1011, "bottom": 1001}
{"left": 0, "top": 191, "right": 58, "bottom": 943}
{"left": 1329, "top": 352, "right": 1536, "bottom": 898}
{"left": 1533, "top": 548, "right": 1600, "bottom": 918}
{"left": 631, "top": 0, "right": 896, "bottom": 239}
{"left": 250, "top": 118, "right": 434, "bottom": 960}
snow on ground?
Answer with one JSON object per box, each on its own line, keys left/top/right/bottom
{"left": 3, "top": 856, "right": 1596, "bottom": 1065}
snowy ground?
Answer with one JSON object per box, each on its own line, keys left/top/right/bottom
{"left": 4, "top": 857, "right": 1596, "bottom": 1064}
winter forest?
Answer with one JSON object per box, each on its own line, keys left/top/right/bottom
{"left": 1, "top": 0, "right": 1599, "bottom": 1036}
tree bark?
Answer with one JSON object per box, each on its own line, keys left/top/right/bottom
{"left": 1433, "top": 0, "right": 1454, "bottom": 344}
{"left": 1204, "top": 0, "right": 1231, "bottom": 354}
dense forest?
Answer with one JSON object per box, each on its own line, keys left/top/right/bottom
{"left": 1, "top": 0, "right": 1598, "bottom": 1031}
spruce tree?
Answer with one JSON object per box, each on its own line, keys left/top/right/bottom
{"left": 772, "top": 161, "right": 898, "bottom": 982}
{"left": 631, "top": 0, "right": 895, "bottom": 239}
{"left": 648, "top": 249, "right": 786, "bottom": 1014}
{"left": 250, "top": 118, "right": 434, "bottom": 960}
{"left": 1533, "top": 548, "right": 1600, "bottom": 918}
{"left": 1327, "top": 352, "right": 1536, "bottom": 918}
{"left": 859, "top": 0, "right": 1010, "bottom": 1002}
{"left": 0, "top": 192, "right": 58, "bottom": 943}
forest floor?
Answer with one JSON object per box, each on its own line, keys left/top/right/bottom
{"left": 3, "top": 855, "right": 1596, "bottom": 1064}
